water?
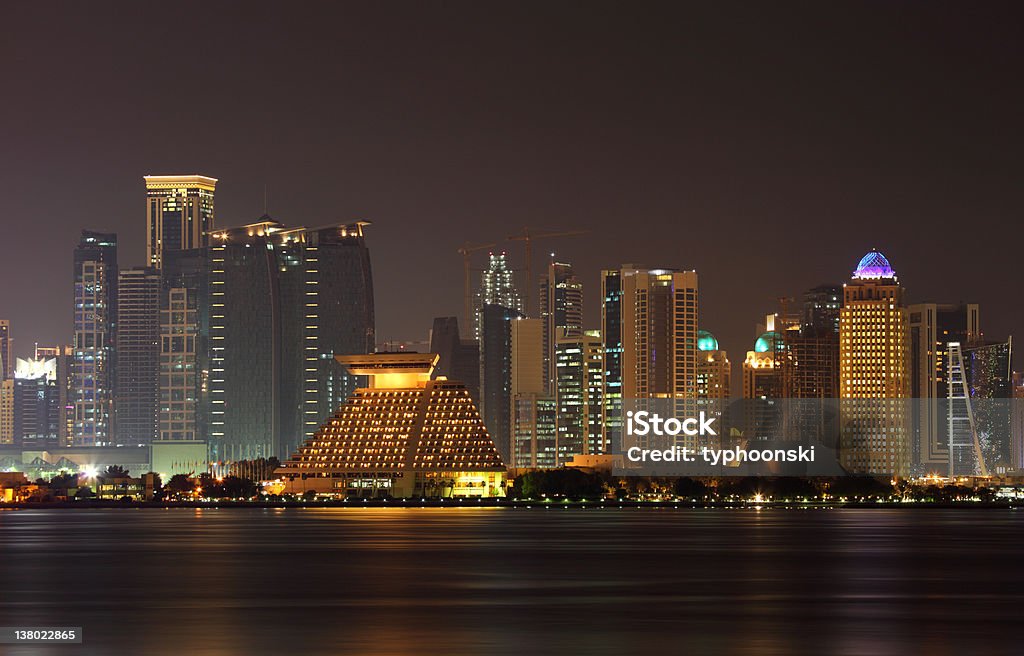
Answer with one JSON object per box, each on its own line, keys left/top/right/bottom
{"left": 1, "top": 507, "right": 1022, "bottom": 655}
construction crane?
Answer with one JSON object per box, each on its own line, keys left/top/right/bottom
{"left": 507, "top": 227, "right": 589, "bottom": 314}
{"left": 457, "top": 241, "right": 497, "bottom": 335}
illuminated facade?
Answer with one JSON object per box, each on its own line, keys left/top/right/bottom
{"left": 144, "top": 175, "right": 216, "bottom": 269}
{"left": 510, "top": 318, "right": 551, "bottom": 466}
{"left": 160, "top": 288, "right": 199, "bottom": 441}
{"left": 697, "top": 330, "right": 731, "bottom": 401}
{"left": 601, "top": 269, "right": 623, "bottom": 452}
{"left": 115, "top": 267, "right": 162, "bottom": 445}
{"left": 0, "top": 379, "right": 12, "bottom": 445}
{"left": 474, "top": 253, "right": 522, "bottom": 340}
{"left": 72, "top": 231, "right": 117, "bottom": 446}
{"left": 277, "top": 353, "right": 506, "bottom": 498}
{"left": 13, "top": 357, "right": 59, "bottom": 448}
{"left": 539, "top": 260, "right": 583, "bottom": 392}
{"left": 839, "top": 250, "right": 911, "bottom": 477}
{"left": 619, "top": 267, "right": 699, "bottom": 399}
{"left": 34, "top": 345, "right": 73, "bottom": 444}
{"left": 908, "top": 303, "right": 980, "bottom": 471}
{"left": 512, "top": 393, "right": 557, "bottom": 469}
{"left": 429, "top": 317, "right": 480, "bottom": 403}
{"left": 555, "top": 331, "right": 605, "bottom": 461}
{"left": 0, "top": 320, "right": 11, "bottom": 380}
{"left": 208, "top": 218, "right": 374, "bottom": 461}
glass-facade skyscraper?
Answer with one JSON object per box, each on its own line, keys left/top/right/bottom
{"left": 115, "top": 267, "right": 162, "bottom": 445}
{"left": 208, "top": 218, "right": 374, "bottom": 462}
{"left": 72, "top": 230, "right": 117, "bottom": 446}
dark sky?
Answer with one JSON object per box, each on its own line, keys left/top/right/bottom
{"left": 2, "top": 1, "right": 1022, "bottom": 367}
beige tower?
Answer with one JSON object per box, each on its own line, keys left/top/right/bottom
{"left": 620, "top": 268, "right": 699, "bottom": 399}
{"left": 144, "top": 175, "right": 217, "bottom": 269}
{"left": 839, "top": 250, "right": 911, "bottom": 477}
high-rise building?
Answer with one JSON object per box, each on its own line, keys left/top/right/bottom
{"left": 276, "top": 353, "right": 506, "bottom": 498}
{"left": 160, "top": 248, "right": 209, "bottom": 446}
{"left": 34, "top": 345, "right": 74, "bottom": 445}
{"left": 512, "top": 394, "right": 558, "bottom": 469}
{"left": 839, "top": 250, "right": 911, "bottom": 477}
{"left": 72, "top": 230, "right": 117, "bottom": 446}
{"left": 601, "top": 269, "right": 624, "bottom": 452}
{"left": 743, "top": 322, "right": 783, "bottom": 440}
{"left": 801, "top": 285, "right": 842, "bottom": 337}
{"left": 0, "top": 320, "right": 11, "bottom": 380}
{"left": 478, "top": 304, "right": 523, "bottom": 464}
{"left": 207, "top": 218, "right": 374, "bottom": 462}
{"left": 429, "top": 317, "right": 480, "bottom": 403}
{"left": 965, "top": 339, "right": 1013, "bottom": 473}
{"left": 539, "top": 261, "right": 583, "bottom": 392}
{"left": 619, "top": 267, "right": 699, "bottom": 399}
{"left": 115, "top": 267, "right": 161, "bottom": 445}
{"left": 555, "top": 330, "right": 605, "bottom": 462}
{"left": 474, "top": 253, "right": 522, "bottom": 339}
{"left": 145, "top": 175, "right": 217, "bottom": 269}
{"left": 13, "top": 356, "right": 60, "bottom": 448}
{"left": 908, "top": 303, "right": 980, "bottom": 471}
{"left": 696, "top": 330, "right": 731, "bottom": 401}
{"left": 0, "top": 379, "right": 12, "bottom": 445}
{"left": 510, "top": 318, "right": 551, "bottom": 467}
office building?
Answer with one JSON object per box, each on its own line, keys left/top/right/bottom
{"left": 145, "top": 175, "right": 217, "bottom": 269}
{"left": 555, "top": 330, "right": 605, "bottom": 462}
{"left": 0, "top": 320, "right": 11, "bottom": 380}
{"left": 276, "top": 353, "right": 506, "bottom": 498}
{"left": 72, "top": 230, "right": 117, "bottom": 446}
{"left": 479, "top": 304, "right": 523, "bottom": 464}
{"left": 474, "top": 253, "right": 522, "bottom": 340}
{"left": 908, "top": 303, "right": 980, "bottom": 471}
{"left": 115, "top": 267, "right": 162, "bottom": 445}
{"left": 601, "top": 269, "right": 624, "bottom": 452}
{"left": 509, "top": 318, "right": 552, "bottom": 466}
{"left": 839, "top": 250, "right": 911, "bottom": 477}
{"left": 208, "top": 218, "right": 374, "bottom": 462}
{"left": 428, "top": 317, "right": 480, "bottom": 403}
{"left": 34, "top": 345, "right": 74, "bottom": 445}
{"left": 539, "top": 260, "right": 583, "bottom": 392}
{"left": 13, "top": 356, "right": 60, "bottom": 448}
{"left": 0, "top": 379, "right": 12, "bottom": 445}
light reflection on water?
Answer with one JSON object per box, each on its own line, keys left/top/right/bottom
{"left": 0, "top": 507, "right": 1022, "bottom": 655}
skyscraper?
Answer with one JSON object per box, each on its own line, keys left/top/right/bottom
{"left": 160, "top": 248, "right": 209, "bottom": 446}
{"left": 207, "top": 218, "right": 374, "bottom": 461}
{"left": 474, "top": 253, "right": 522, "bottom": 339}
{"left": 34, "top": 345, "right": 73, "bottom": 445}
{"left": 839, "top": 250, "right": 911, "bottom": 477}
{"left": 908, "top": 303, "right": 980, "bottom": 471}
{"left": 115, "top": 267, "right": 162, "bottom": 445}
{"left": 539, "top": 260, "right": 583, "bottom": 392}
{"left": 145, "top": 175, "right": 217, "bottom": 269}
{"left": 0, "top": 320, "right": 11, "bottom": 380}
{"left": 72, "top": 230, "right": 117, "bottom": 446}
{"left": 619, "top": 267, "right": 699, "bottom": 399}
{"left": 0, "top": 379, "right": 12, "bottom": 445}
{"left": 510, "top": 317, "right": 554, "bottom": 467}
{"left": 601, "top": 269, "right": 624, "bottom": 452}
{"left": 428, "top": 317, "right": 480, "bottom": 403}
{"left": 13, "top": 356, "right": 60, "bottom": 448}
{"left": 555, "top": 330, "right": 605, "bottom": 462}
{"left": 478, "top": 303, "right": 523, "bottom": 464}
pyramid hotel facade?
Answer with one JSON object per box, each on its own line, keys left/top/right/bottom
{"left": 275, "top": 353, "right": 507, "bottom": 498}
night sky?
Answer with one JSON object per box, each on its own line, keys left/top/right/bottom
{"left": 2, "top": 1, "right": 1022, "bottom": 366}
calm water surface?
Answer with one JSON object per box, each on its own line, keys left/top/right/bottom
{"left": 0, "top": 507, "right": 1022, "bottom": 655}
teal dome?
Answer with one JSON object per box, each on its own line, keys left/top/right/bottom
{"left": 754, "top": 331, "right": 781, "bottom": 353}
{"left": 697, "top": 330, "right": 719, "bottom": 351}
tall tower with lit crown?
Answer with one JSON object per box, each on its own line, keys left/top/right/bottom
{"left": 145, "top": 175, "right": 217, "bottom": 269}
{"left": 839, "top": 250, "right": 911, "bottom": 477}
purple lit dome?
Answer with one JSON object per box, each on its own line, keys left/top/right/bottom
{"left": 852, "top": 249, "right": 896, "bottom": 280}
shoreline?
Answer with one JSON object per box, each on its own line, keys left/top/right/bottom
{"left": 1, "top": 499, "right": 1019, "bottom": 510}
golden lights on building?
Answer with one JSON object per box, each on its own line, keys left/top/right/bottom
{"left": 839, "top": 250, "right": 911, "bottom": 477}
{"left": 276, "top": 353, "right": 506, "bottom": 498}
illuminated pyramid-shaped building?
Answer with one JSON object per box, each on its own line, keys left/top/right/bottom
{"left": 276, "top": 353, "right": 506, "bottom": 498}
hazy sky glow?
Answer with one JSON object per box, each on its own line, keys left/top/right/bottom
{"left": 1, "top": 1, "right": 1022, "bottom": 364}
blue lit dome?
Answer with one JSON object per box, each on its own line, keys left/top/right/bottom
{"left": 754, "top": 331, "right": 780, "bottom": 353}
{"left": 852, "top": 249, "right": 896, "bottom": 280}
{"left": 697, "top": 330, "right": 719, "bottom": 351}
